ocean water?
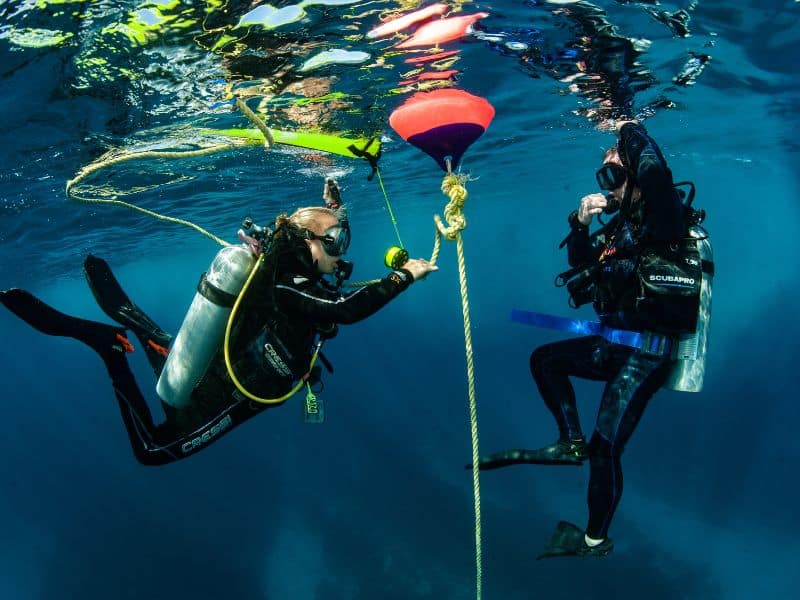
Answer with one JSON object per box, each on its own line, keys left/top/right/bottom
{"left": 1, "top": 1, "right": 799, "bottom": 598}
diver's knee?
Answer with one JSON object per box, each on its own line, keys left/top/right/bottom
{"left": 530, "top": 344, "right": 554, "bottom": 376}
{"left": 588, "top": 431, "right": 623, "bottom": 459}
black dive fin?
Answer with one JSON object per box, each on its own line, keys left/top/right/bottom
{"left": 83, "top": 255, "right": 171, "bottom": 346}
{"left": 0, "top": 288, "right": 132, "bottom": 357}
{"left": 83, "top": 255, "right": 172, "bottom": 376}
{"left": 537, "top": 521, "right": 613, "bottom": 559}
{"left": 468, "top": 447, "right": 585, "bottom": 471}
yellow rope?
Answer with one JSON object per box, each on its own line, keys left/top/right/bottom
{"left": 69, "top": 192, "right": 231, "bottom": 248}
{"left": 235, "top": 97, "right": 274, "bottom": 147}
{"left": 434, "top": 172, "right": 483, "bottom": 600}
{"left": 64, "top": 96, "right": 276, "bottom": 247}
{"left": 66, "top": 145, "right": 235, "bottom": 196}
{"left": 374, "top": 167, "right": 404, "bottom": 248}
{"left": 341, "top": 167, "right": 407, "bottom": 288}
{"left": 65, "top": 145, "right": 236, "bottom": 247}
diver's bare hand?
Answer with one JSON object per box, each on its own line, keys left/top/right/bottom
{"left": 402, "top": 258, "right": 438, "bottom": 281}
{"left": 578, "top": 193, "right": 607, "bottom": 225}
{"left": 323, "top": 177, "right": 341, "bottom": 209}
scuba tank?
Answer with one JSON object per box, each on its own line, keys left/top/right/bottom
{"left": 157, "top": 244, "right": 255, "bottom": 408}
{"left": 664, "top": 223, "right": 713, "bottom": 392}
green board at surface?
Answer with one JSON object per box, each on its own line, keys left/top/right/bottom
{"left": 204, "top": 128, "right": 380, "bottom": 160}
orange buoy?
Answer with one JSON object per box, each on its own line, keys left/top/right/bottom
{"left": 389, "top": 89, "right": 495, "bottom": 171}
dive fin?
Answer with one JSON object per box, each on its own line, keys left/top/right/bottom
{"left": 83, "top": 255, "right": 172, "bottom": 375}
{"left": 0, "top": 288, "right": 132, "bottom": 356}
{"left": 537, "top": 521, "right": 613, "bottom": 559}
{"left": 470, "top": 440, "right": 588, "bottom": 471}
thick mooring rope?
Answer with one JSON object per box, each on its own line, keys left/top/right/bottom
{"left": 435, "top": 172, "right": 483, "bottom": 600}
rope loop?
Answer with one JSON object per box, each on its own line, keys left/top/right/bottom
{"left": 66, "top": 145, "right": 236, "bottom": 247}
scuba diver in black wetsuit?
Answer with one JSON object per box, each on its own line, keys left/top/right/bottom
{"left": 476, "top": 121, "right": 710, "bottom": 558}
{"left": 0, "top": 180, "right": 438, "bottom": 466}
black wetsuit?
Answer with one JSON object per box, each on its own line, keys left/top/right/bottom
{"left": 530, "top": 123, "right": 685, "bottom": 539}
{"left": 124, "top": 249, "right": 413, "bottom": 465}
{"left": 2, "top": 245, "right": 414, "bottom": 467}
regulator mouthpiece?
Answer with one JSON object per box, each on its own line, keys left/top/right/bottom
{"left": 334, "top": 260, "right": 354, "bottom": 286}
{"left": 603, "top": 194, "right": 621, "bottom": 214}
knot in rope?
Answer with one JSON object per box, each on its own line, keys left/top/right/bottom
{"left": 436, "top": 173, "right": 469, "bottom": 241}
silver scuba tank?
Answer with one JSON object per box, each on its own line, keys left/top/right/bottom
{"left": 157, "top": 244, "right": 255, "bottom": 408}
{"left": 664, "top": 225, "right": 713, "bottom": 392}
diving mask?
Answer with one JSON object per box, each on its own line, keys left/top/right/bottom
{"left": 306, "top": 223, "right": 351, "bottom": 257}
{"left": 596, "top": 163, "right": 628, "bottom": 191}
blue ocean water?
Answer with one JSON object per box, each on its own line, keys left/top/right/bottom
{"left": 1, "top": 1, "right": 799, "bottom": 598}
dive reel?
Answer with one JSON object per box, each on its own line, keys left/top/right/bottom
{"left": 384, "top": 246, "right": 409, "bottom": 270}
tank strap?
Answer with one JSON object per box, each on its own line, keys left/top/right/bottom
{"left": 197, "top": 272, "right": 239, "bottom": 308}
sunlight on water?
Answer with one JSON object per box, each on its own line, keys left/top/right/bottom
{"left": 1, "top": 1, "right": 799, "bottom": 599}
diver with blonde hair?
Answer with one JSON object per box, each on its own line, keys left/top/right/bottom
{"left": 1, "top": 179, "right": 437, "bottom": 465}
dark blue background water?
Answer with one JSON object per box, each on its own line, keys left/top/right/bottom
{"left": 1, "top": 1, "right": 799, "bottom": 598}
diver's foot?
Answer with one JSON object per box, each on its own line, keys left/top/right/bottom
{"left": 0, "top": 288, "right": 132, "bottom": 356}
{"left": 524, "top": 437, "right": 589, "bottom": 465}
{"left": 470, "top": 438, "right": 588, "bottom": 470}
{"left": 537, "top": 521, "right": 614, "bottom": 559}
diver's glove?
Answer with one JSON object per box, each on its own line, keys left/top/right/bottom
{"left": 324, "top": 177, "right": 342, "bottom": 209}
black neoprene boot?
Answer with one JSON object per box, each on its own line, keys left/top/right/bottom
{"left": 525, "top": 437, "right": 589, "bottom": 465}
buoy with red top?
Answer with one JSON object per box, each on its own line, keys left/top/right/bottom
{"left": 389, "top": 88, "right": 495, "bottom": 171}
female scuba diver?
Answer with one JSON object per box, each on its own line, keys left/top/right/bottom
{"left": 0, "top": 182, "right": 437, "bottom": 465}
